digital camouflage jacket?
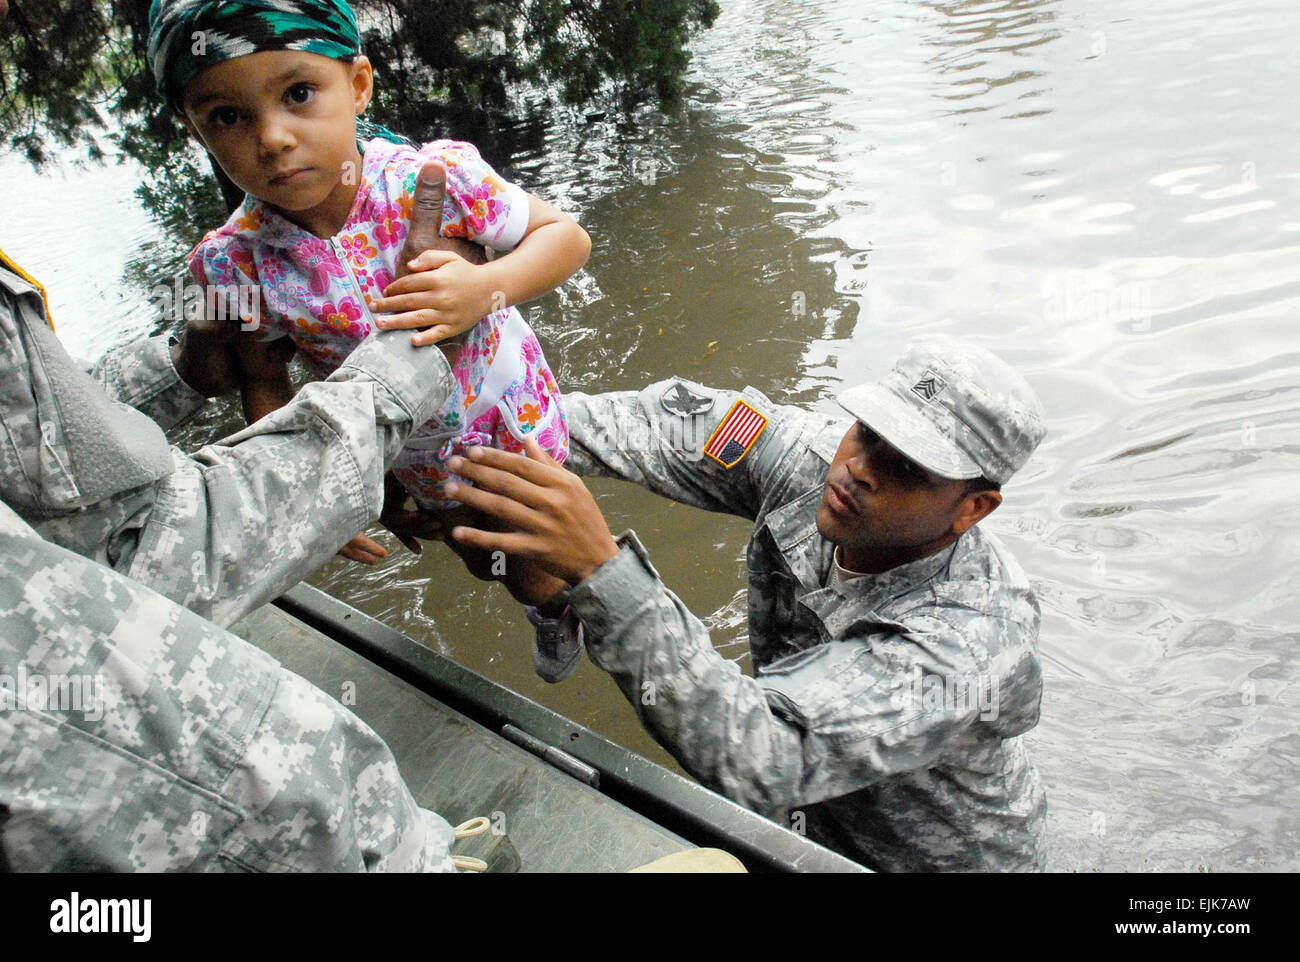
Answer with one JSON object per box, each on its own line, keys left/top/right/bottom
{"left": 564, "top": 378, "right": 1048, "bottom": 872}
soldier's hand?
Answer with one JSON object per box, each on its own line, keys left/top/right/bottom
{"left": 171, "top": 293, "right": 296, "bottom": 398}
{"left": 170, "top": 298, "right": 237, "bottom": 397}
{"left": 395, "top": 161, "right": 488, "bottom": 273}
{"left": 444, "top": 440, "right": 621, "bottom": 586}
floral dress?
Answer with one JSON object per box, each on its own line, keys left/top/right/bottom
{"left": 188, "top": 138, "right": 568, "bottom": 509}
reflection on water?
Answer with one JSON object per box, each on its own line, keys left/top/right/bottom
{"left": 11, "top": 0, "right": 1299, "bottom": 870}
{"left": 1, "top": 152, "right": 168, "bottom": 361}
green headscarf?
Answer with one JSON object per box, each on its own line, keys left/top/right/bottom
{"left": 147, "top": 0, "right": 408, "bottom": 145}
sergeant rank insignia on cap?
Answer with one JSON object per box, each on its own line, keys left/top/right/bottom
{"left": 911, "top": 370, "right": 947, "bottom": 402}
{"left": 704, "top": 399, "right": 769, "bottom": 468}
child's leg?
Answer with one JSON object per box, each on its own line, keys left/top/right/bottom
{"left": 436, "top": 505, "right": 568, "bottom": 610}
{"left": 502, "top": 558, "right": 569, "bottom": 616}
{"left": 397, "top": 455, "right": 567, "bottom": 606}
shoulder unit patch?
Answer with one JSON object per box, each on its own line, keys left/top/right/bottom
{"left": 660, "top": 380, "right": 715, "bottom": 417}
{"left": 704, "top": 399, "right": 769, "bottom": 468}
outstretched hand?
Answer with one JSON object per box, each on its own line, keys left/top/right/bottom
{"left": 171, "top": 294, "right": 293, "bottom": 397}
{"left": 372, "top": 160, "right": 494, "bottom": 346}
{"left": 443, "top": 439, "right": 621, "bottom": 587}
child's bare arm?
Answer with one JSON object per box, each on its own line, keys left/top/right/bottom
{"left": 478, "top": 193, "right": 592, "bottom": 310}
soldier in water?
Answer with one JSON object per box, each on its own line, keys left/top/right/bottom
{"left": 442, "top": 336, "right": 1050, "bottom": 871}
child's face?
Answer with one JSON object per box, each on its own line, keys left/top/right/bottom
{"left": 182, "top": 50, "right": 373, "bottom": 228}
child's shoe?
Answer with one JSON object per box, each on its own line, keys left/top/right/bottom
{"left": 525, "top": 604, "right": 584, "bottom": 683}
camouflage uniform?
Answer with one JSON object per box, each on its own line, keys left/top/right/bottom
{"left": 563, "top": 376, "right": 1049, "bottom": 872}
{"left": 1, "top": 261, "right": 453, "bottom": 628}
{"left": 0, "top": 500, "right": 456, "bottom": 872}
{"left": 1, "top": 262, "right": 457, "bottom": 871}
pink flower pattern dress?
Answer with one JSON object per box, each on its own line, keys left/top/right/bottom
{"left": 188, "top": 138, "right": 569, "bottom": 510}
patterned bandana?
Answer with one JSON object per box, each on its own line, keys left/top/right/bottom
{"left": 148, "top": 0, "right": 410, "bottom": 145}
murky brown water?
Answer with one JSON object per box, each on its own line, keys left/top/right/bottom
{"left": 8, "top": 0, "right": 1299, "bottom": 870}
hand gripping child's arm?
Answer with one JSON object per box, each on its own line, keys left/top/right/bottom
{"left": 236, "top": 333, "right": 297, "bottom": 425}
{"left": 372, "top": 158, "right": 591, "bottom": 345}
{"left": 181, "top": 244, "right": 297, "bottom": 429}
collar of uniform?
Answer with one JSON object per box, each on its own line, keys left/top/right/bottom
{"left": 759, "top": 418, "right": 845, "bottom": 592}
{"left": 800, "top": 536, "right": 960, "bottom": 641}
{"left": 763, "top": 483, "right": 834, "bottom": 593}
{"left": 0, "top": 259, "right": 53, "bottom": 329}
{"left": 810, "top": 417, "right": 846, "bottom": 464}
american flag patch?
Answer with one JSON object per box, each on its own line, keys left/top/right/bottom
{"left": 704, "top": 399, "right": 769, "bottom": 468}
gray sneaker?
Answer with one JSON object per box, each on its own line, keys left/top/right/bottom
{"left": 525, "top": 605, "right": 584, "bottom": 683}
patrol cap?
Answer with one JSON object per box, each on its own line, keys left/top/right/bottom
{"left": 836, "top": 336, "right": 1046, "bottom": 485}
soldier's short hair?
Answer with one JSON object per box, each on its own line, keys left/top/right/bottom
{"left": 966, "top": 476, "right": 1001, "bottom": 495}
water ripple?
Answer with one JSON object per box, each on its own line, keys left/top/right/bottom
{"left": 15, "top": 0, "right": 1299, "bottom": 869}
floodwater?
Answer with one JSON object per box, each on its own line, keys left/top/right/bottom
{"left": 6, "top": 0, "right": 1298, "bottom": 870}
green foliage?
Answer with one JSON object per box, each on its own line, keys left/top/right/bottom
{"left": 0, "top": 0, "right": 716, "bottom": 293}
{"left": 0, "top": 0, "right": 720, "bottom": 176}
{"left": 0, "top": 0, "right": 118, "bottom": 167}
{"left": 521, "top": 0, "right": 722, "bottom": 105}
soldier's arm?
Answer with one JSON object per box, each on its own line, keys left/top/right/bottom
{"left": 91, "top": 273, "right": 272, "bottom": 430}
{"left": 91, "top": 333, "right": 209, "bottom": 432}
{"left": 565, "top": 379, "right": 827, "bottom": 521}
{"left": 567, "top": 538, "right": 995, "bottom": 817}
{"left": 0, "top": 502, "right": 455, "bottom": 873}
{"left": 119, "top": 329, "right": 458, "bottom": 628}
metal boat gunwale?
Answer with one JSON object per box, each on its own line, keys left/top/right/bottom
{"left": 274, "top": 583, "right": 867, "bottom": 873}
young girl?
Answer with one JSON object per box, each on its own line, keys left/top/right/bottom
{"left": 147, "top": 0, "right": 591, "bottom": 682}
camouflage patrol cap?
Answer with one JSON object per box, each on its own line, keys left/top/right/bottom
{"left": 836, "top": 336, "right": 1046, "bottom": 484}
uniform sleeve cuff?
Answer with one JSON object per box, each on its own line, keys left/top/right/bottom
{"left": 97, "top": 334, "right": 207, "bottom": 427}
{"left": 566, "top": 530, "right": 661, "bottom": 642}
{"left": 155, "top": 334, "right": 208, "bottom": 409}
{"left": 331, "top": 330, "right": 455, "bottom": 431}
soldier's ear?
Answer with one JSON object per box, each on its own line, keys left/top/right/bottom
{"left": 952, "top": 490, "right": 1001, "bottom": 536}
